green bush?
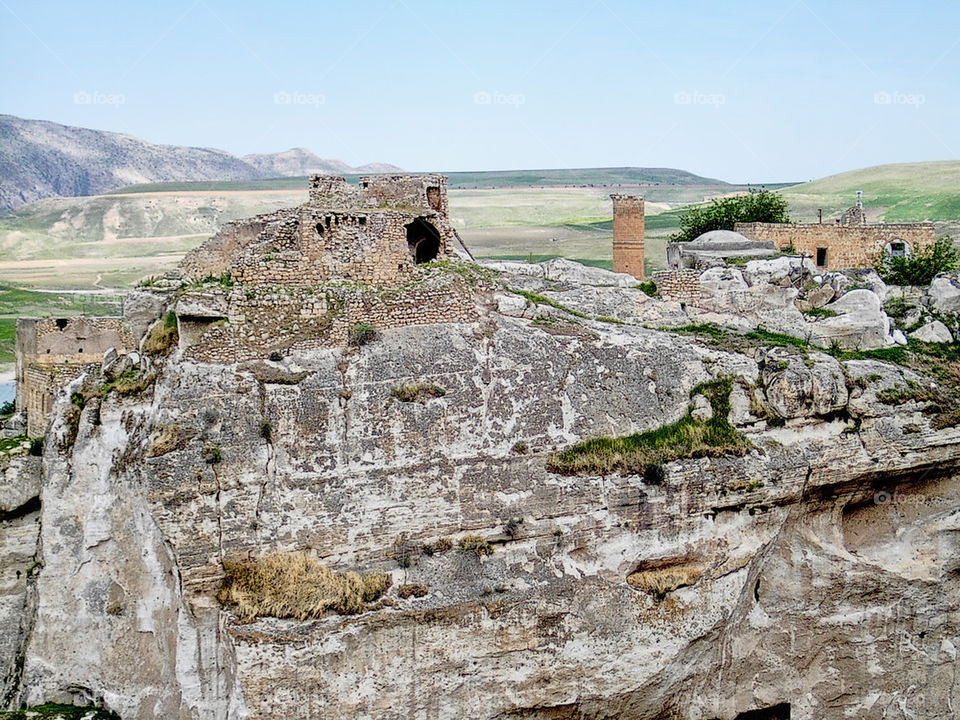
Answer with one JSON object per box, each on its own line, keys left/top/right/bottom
{"left": 0, "top": 400, "right": 14, "bottom": 416}
{"left": 671, "top": 190, "right": 790, "bottom": 243}
{"left": 875, "top": 236, "right": 960, "bottom": 286}
{"left": 457, "top": 534, "right": 494, "bottom": 556}
{"left": 349, "top": 322, "right": 380, "bottom": 347}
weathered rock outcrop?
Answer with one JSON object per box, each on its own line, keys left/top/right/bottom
{"left": 4, "top": 258, "right": 960, "bottom": 720}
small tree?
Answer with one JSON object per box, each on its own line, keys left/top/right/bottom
{"left": 875, "top": 236, "right": 960, "bottom": 286}
{"left": 671, "top": 190, "right": 790, "bottom": 243}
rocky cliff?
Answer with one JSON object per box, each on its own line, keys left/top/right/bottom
{"left": 3, "top": 257, "right": 960, "bottom": 719}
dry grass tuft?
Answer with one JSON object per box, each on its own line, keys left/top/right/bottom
{"left": 216, "top": 552, "right": 391, "bottom": 622}
{"left": 142, "top": 311, "right": 179, "bottom": 356}
{"left": 146, "top": 425, "right": 196, "bottom": 457}
{"left": 627, "top": 565, "right": 703, "bottom": 600}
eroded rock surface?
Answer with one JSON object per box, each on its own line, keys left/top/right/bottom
{"left": 4, "top": 259, "right": 960, "bottom": 720}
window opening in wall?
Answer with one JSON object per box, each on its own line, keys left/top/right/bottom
{"left": 56, "top": 319, "right": 68, "bottom": 330}
{"left": 816, "top": 247, "right": 828, "bottom": 267}
{"left": 887, "top": 239, "right": 910, "bottom": 258}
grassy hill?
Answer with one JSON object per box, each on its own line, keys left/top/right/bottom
{"left": 782, "top": 161, "right": 960, "bottom": 225}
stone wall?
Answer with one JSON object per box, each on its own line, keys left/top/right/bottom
{"left": 735, "top": 221, "right": 936, "bottom": 270}
{"left": 15, "top": 317, "right": 134, "bottom": 437}
{"left": 653, "top": 269, "right": 709, "bottom": 304}
{"left": 611, "top": 194, "right": 645, "bottom": 281}
{"left": 182, "top": 276, "right": 481, "bottom": 364}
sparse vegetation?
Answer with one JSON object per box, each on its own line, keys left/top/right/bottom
{"left": 0, "top": 400, "right": 15, "bottom": 417}
{"left": 457, "top": 534, "right": 494, "bottom": 557}
{"left": 422, "top": 537, "right": 452, "bottom": 556}
{"left": 99, "top": 369, "right": 155, "bottom": 398}
{"left": 510, "top": 289, "right": 588, "bottom": 319}
{"left": 142, "top": 311, "right": 179, "bottom": 356}
{"left": 875, "top": 236, "right": 960, "bottom": 286}
{"left": 802, "top": 307, "right": 838, "bottom": 319}
{"left": 391, "top": 382, "right": 446, "bottom": 403}
{"left": 260, "top": 421, "right": 273, "bottom": 440}
{"left": 349, "top": 322, "right": 380, "bottom": 347}
{"left": 637, "top": 279, "right": 658, "bottom": 297}
{"left": 546, "top": 377, "right": 751, "bottom": 476}
{"left": 201, "top": 444, "right": 222, "bottom": 465}
{"left": 884, "top": 297, "right": 915, "bottom": 319}
{"left": 511, "top": 441, "right": 529, "bottom": 454}
{"left": 216, "top": 552, "right": 390, "bottom": 622}
{"left": 398, "top": 583, "right": 429, "bottom": 599}
{"left": 0, "top": 703, "right": 120, "bottom": 720}
{"left": 627, "top": 564, "right": 703, "bottom": 600}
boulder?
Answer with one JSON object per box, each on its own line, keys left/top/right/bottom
{"left": 699, "top": 266, "right": 748, "bottom": 294}
{"left": 742, "top": 256, "right": 817, "bottom": 288}
{"left": 123, "top": 288, "right": 173, "bottom": 342}
{"left": 760, "top": 347, "right": 848, "bottom": 418}
{"left": 540, "top": 258, "right": 639, "bottom": 288}
{"left": 808, "top": 289, "right": 895, "bottom": 350}
{"left": 805, "top": 283, "right": 836, "bottom": 309}
{"left": 928, "top": 273, "right": 960, "bottom": 314}
{"left": 910, "top": 320, "right": 953, "bottom": 344}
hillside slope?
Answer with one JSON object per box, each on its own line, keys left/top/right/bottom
{"left": 783, "top": 160, "right": 960, "bottom": 223}
{"left": 0, "top": 115, "right": 401, "bottom": 214}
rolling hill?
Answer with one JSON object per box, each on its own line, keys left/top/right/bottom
{"left": 0, "top": 114, "right": 401, "bottom": 214}
{"left": 782, "top": 161, "right": 960, "bottom": 224}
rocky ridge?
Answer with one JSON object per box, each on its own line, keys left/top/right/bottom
{"left": 2, "top": 257, "right": 960, "bottom": 718}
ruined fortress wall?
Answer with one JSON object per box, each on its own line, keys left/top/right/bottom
{"left": 184, "top": 285, "right": 478, "bottom": 363}
{"left": 735, "top": 222, "right": 936, "bottom": 270}
{"left": 653, "top": 269, "right": 709, "bottom": 305}
{"left": 231, "top": 209, "right": 451, "bottom": 288}
{"left": 16, "top": 317, "right": 134, "bottom": 437}
{"left": 611, "top": 195, "right": 645, "bottom": 281}
{"left": 179, "top": 211, "right": 289, "bottom": 281}
{"left": 359, "top": 174, "right": 448, "bottom": 216}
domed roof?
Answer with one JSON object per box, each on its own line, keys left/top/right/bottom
{"left": 690, "top": 229, "right": 756, "bottom": 247}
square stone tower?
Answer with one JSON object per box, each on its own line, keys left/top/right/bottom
{"left": 611, "top": 194, "right": 645, "bottom": 280}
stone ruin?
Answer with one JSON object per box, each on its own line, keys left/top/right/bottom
{"left": 13, "top": 174, "right": 477, "bottom": 436}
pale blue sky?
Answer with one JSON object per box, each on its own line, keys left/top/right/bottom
{"left": 2, "top": 0, "right": 958, "bottom": 182}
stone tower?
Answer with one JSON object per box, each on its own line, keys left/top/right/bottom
{"left": 611, "top": 194, "right": 645, "bottom": 280}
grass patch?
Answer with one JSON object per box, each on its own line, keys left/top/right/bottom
{"left": 0, "top": 704, "right": 120, "bottom": 720}
{"left": 391, "top": 382, "right": 446, "bottom": 403}
{"left": 216, "top": 552, "right": 391, "bottom": 622}
{"left": 637, "top": 280, "right": 658, "bottom": 297}
{"left": 802, "top": 307, "right": 839, "bottom": 319}
{"left": 142, "top": 311, "right": 178, "bottom": 355}
{"left": 546, "top": 377, "right": 751, "bottom": 476}
{"left": 627, "top": 565, "right": 703, "bottom": 600}
{"left": 99, "top": 369, "right": 154, "bottom": 398}
{"left": 745, "top": 328, "right": 810, "bottom": 350}
{"left": 664, "top": 323, "right": 729, "bottom": 340}
{"left": 510, "top": 289, "right": 588, "bottom": 319}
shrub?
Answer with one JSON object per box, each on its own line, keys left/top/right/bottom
{"left": 511, "top": 441, "right": 529, "bottom": 454}
{"left": 671, "top": 190, "right": 790, "bottom": 243}
{"left": 393, "top": 535, "right": 420, "bottom": 568}
{"left": 142, "top": 311, "right": 179, "bottom": 356}
{"left": 391, "top": 383, "right": 446, "bottom": 403}
{"left": 503, "top": 517, "right": 524, "bottom": 538}
{"left": 28, "top": 437, "right": 44, "bottom": 456}
{"left": 637, "top": 280, "right": 658, "bottom": 297}
{"left": 216, "top": 552, "right": 391, "bottom": 622}
{"left": 398, "top": 583, "right": 429, "bottom": 599}
{"left": 268, "top": 350, "right": 284, "bottom": 362}
{"left": 884, "top": 297, "right": 915, "bottom": 319}
{"left": 457, "top": 534, "right": 494, "bottom": 556}
{"left": 260, "top": 421, "right": 273, "bottom": 440}
{"left": 349, "top": 322, "right": 380, "bottom": 347}
{"left": 422, "top": 536, "right": 452, "bottom": 556}
{"left": 875, "top": 236, "right": 960, "bottom": 286}
{"left": 643, "top": 463, "right": 666, "bottom": 485}
{"left": 202, "top": 444, "right": 222, "bottom": 464}
{"left": 0, "top": 400, "right": 15, "bottom": 416}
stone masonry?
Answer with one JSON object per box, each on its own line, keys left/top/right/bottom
{"left": 611, "top": 194, "right": 645, "bottom": 281}
{"left": 15, "top": 317, "right": 135, "bottom": 436}
{"left": 736, "top": 201, "right": 935, "bottom": 270}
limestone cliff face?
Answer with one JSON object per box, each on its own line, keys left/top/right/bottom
{"left": 4, "top": 260, "right": 960, "bottom": 719}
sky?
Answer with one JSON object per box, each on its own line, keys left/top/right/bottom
{"left": 2, "top": 0, "right": 958, "bottom": 183}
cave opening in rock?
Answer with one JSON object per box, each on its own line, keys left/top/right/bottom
{"left": 734, "top": 702, "right": 790, "bottom": 720}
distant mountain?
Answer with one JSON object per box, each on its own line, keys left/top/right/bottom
{"left": 241, "top": 147, "right": 353, "bottom": 177}
{"left": 0, "top": 115, "right": 402, "bottom": 214}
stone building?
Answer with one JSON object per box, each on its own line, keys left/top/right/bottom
{"left": 15, "top": 317, "right": 135, "bottom": 436}
{"left": 611, "top": 194, "right": 645, "bottom": 280}
{"left": 736, "top": 196, "right": 935, "bottom": 270}
{"left": 666, "top": 229, "right": 777, "bottom": 270}
{"left": 179, "top": 174, "right": 461, "bottom": 286}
